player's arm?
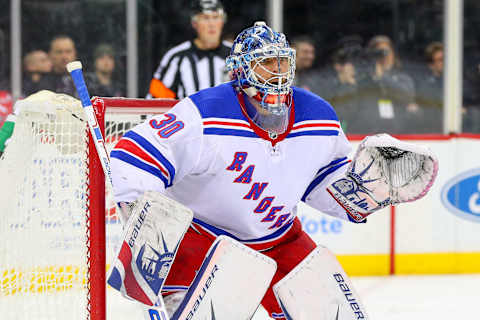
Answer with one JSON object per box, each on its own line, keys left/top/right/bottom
{"left": 302, "top": 129, "right": 358, "bottom": 222}
{"left": 327, "top": 133, "right": 438, "bottom": 222}
{"left": 107, "top": 98, "right": 203, "bottom": 310}
{"left": 110, "top": 97, "right": 203, "bottom": 205}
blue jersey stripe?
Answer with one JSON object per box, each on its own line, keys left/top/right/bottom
{"left": 111, "top": 150, "right": 170, "bottom": 188}
{"left": 287, "top": 130, "right": 339, "bottom": 138}
{"left": 203, "top": 128, "right": 340, "bottom": 138}
{"left": 203, "top": 128, "right": 258, "bottom": 138}
{"left": 316, "top": 157, "right": 348, "bottom": 175}
{"left": 301, "top": 160, "right": 350, "bottom": 201}
{"left": 192, "top": 217, "right": 293, "bottom": 243}
{"left": 123, "top": 131, "right": 175, "bottom": 183}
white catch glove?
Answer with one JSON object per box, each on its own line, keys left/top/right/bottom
{"left": 327, "top": 134, "right": 439, "bottom": 222}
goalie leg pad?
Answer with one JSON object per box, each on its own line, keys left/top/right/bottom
{"left": 107, "top": 191, "right": 193, "bottom": 306}
{"left": 273, "top": 246, "right": 369, "bottom": 320}
{"left": 171, "top": 235, "right": 277, "bottom": 320}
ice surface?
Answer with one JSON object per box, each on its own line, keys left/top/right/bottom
{"left": 106, "top": 274, "right": 480, "bottom": 319}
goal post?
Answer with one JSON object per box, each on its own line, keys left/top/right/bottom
{"left": 0, "top": 91, "right": 177, "bottom": 320}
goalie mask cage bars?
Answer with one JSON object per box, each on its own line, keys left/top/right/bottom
{"left": 0, "top": 93, "right": 177, "bottom": 320}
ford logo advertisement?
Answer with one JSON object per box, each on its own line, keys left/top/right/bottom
{"left": 441, "top": 169, "right": 480, "bottom": 223}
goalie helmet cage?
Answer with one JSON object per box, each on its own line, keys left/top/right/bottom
{"left": 0, "top": 93, "right": 176, "bottom": 320}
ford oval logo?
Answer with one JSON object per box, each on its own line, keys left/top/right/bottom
{"left": 441, "top": 169, "right": 480, "bottom": 223}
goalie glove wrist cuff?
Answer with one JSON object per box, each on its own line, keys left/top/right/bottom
{"left": 327, "top": 176, "right": 388, "bottom": 223}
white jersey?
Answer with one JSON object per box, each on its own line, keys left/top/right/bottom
{"left": 111, "top": 82, "right": 353, "bottom": 247}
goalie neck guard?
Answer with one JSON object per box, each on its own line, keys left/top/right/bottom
{"left": 226, "top": 21, "right": 296, "bottom": 134}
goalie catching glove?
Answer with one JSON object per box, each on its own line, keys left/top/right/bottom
{"left": 327, "top": 133, "right": 439, "bottom": 222}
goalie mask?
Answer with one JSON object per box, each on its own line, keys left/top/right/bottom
{"left": 226, "top": 21, "right": 296, "bottom": 134}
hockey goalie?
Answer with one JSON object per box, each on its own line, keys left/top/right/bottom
{"left": 106, "top": 20, "right": 438, "bottom": 320}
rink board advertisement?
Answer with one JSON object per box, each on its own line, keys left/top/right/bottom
{"left": 298, "top": 135, "right": 480, "bottom": 275}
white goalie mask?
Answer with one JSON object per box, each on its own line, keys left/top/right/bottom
{"left": 226, "top": 22, "right": 296, "bottom": 134}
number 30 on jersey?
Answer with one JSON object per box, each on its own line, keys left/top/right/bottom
{"left": 150, "top": 113, "right": 184, "bottom": 138}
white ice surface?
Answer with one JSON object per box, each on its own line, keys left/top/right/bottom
{"left": 106, "top": 274, "right": 480, "bottom": 319}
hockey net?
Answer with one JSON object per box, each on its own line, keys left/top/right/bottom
{"left": 0, "top": 91, "right": 176, "bottom": 320}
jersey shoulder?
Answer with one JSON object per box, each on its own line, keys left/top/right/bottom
{"left": 292, "top": 86, "right": 339, "bottom": 122}
{"left": 188, "top": 82, "right": 244, "bottom": 120}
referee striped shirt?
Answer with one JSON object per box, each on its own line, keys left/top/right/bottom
{"left": 147, "top": 40, "right": 232, "bottom": 99}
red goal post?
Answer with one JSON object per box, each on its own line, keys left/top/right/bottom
{"left": 0, "top": 93, "right": 178, "bottom": 320}
{"left": 93, "top": 97, "right": 178, "bottom": 320}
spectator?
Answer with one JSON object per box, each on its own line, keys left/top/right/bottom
{"left": 356, "top": 35, "right": 418, "bottom": 134}
{"left": 40, "top": 35, "right": 77, "bottom": 96}
{"left": 22, "top": 50, "right": 53, "bottom": 96}
{"left": 85, "top": 44, "right": 124, "bottom": 97}
{"left": 327, "top": 48, "right": 361, "bottom": 133}
{"left": 314, "top": 36, "right": 364, "bottom": 133}
{"left": 291, "top": 36, "right": 318, "bottom": 91}
{"left": 147, "top": 0, "right": 231, "bottom": 99}
{"left": 413, "top": 41, "right": 444, "bottom": 133}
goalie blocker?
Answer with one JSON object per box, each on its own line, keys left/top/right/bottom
{"left": 327, "top": 133, "right": 439, "bottom": 222}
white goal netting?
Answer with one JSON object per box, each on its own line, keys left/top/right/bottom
{"left": 0, "top": 91, "right": 171, "bottom": 320}
{"left": 0, "top": 91, "right": 90, "bottom": 320}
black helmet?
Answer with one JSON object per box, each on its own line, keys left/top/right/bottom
{"left": 190, "top": 0, "right": 224, "bottom": 17}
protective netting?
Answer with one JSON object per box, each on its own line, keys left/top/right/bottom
{"left": 0, "top": 91, "right": 90, "bottom": 320}
{"left": 0, "top": 92, "right": 172, "bottom": 320}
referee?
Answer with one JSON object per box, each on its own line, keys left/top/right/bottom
{"left": 147, "top": 0, "right": 231, "bottom": 99}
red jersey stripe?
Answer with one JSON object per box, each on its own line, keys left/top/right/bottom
{"left": 114, "top": 139, "right": 170, "bottom": 178}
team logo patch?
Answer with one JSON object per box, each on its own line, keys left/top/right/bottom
{"left": 441, "top": 168, "right": 480, "bottom": 223}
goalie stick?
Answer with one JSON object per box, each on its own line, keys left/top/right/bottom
{"left": 67, "top": 61, "right": 171, "bottom": 319}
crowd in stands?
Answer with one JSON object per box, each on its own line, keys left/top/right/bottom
{"left": 273, "top": 32, "right": 480, "bottom": 135}
{"left": 1, "top": 0, "right": 480, "bottom": 135}
{"left": 19, "top": 35, "right": 124, "bottom": 99}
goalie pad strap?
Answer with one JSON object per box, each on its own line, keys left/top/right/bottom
{"left": 326, "top": 176, "right": 389, "bottom": 223}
